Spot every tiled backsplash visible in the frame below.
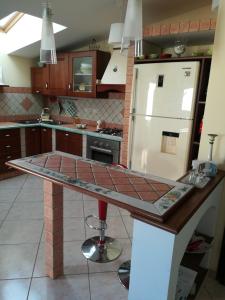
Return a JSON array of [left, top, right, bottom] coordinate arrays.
[[0, 93, 43, 116], [49, 97, 124, 125]]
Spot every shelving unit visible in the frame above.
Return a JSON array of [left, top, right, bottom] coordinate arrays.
[[180, 232, 213, 299]]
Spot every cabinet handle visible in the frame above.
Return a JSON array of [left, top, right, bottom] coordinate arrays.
[[43, 129, 47, 132], [6, 156, 11, 159], [65, 133, 69, 136], [5, 145, 11, 148], [36, 90, 40, 94], [31, 128, 36, 132], [45, 82, 48, 89], [5, 134, 10, 137], [68, 83, 71, 90]]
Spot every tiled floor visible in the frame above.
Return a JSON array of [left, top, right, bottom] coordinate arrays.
[[0, 174, 225, 300]]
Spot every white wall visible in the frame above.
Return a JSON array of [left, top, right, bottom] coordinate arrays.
[[0, 53, 35, 87], [198, 1, 225, 270]]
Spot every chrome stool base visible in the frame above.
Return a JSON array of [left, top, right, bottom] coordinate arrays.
[[82, 236, 122, 263], [118, 260, 131, 289]]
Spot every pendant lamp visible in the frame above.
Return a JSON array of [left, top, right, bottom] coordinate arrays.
[[121, 0, 143, 57], [40, 2, 57, 64]]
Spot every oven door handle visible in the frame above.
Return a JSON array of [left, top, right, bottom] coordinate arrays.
[[90, 146, 113, 154]]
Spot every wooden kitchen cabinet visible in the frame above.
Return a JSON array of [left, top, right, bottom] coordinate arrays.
[[0, 129, 21, 173], [31, 66, 48, 94], [25, 127, 52, 156], [44, 53, 69, 96], [31, 50, 110, 98], [68, 50, 110, 98], [25, 127, 41, 156], [41, 127, 52, 153], [55, 130, 82, 156]]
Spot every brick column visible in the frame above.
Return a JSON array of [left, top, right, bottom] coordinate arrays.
[[44, 180, 63, 279]]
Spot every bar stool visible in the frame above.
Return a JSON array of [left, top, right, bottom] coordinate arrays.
[[81, 163, 127, 263], [118, 260, 131, 289], [81, 200, 122, 262]]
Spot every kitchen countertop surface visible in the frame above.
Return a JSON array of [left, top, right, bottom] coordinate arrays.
[[6, 151, 201, 228], [0, 122, 122, 141]]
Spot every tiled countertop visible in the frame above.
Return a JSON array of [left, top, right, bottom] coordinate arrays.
[[0, 122, 122, 142], [6, 151, 193, 224]]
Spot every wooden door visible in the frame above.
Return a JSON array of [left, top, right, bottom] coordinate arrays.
[[25, 127, 41, 156], [47, 53, 69, 96], [41, 128, 52, 153]]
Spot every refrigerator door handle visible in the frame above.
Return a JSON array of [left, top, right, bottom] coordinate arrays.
[[130, 67, 138, 114]]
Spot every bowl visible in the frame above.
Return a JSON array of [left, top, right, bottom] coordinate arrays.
[[160, 53, 172, 59], [149, 53, 159, 59]]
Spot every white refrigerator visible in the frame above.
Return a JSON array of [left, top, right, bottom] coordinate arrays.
[[130, 61, 200, 180]]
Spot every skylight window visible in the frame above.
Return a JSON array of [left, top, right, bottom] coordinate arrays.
[[0, 12, 66, 54]]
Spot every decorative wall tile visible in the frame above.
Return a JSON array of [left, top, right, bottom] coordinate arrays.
[[49, 97, 124, 125], [0, 93, 43, 116]]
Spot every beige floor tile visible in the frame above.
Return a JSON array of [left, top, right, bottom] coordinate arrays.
[[84, 200, 120, 217], [23, 176, 43, 190], [0, 278, 30, 300], [0, 203, 12, 220], [0, 220, 43, 244], [63, 201, 84, 218], [0, 175, 26, 189], [85, 216, 129, 239], [64, 189, 83, 201], [16, 189, 43, 202], [6, 202, 43, 220], [203, 275, 225, 299], [88, 238, 131, 273], [28, 275, 90, 300], [121, 215, 133, 238], [42, 218, 85, 242], [33, 241, 88, 277], [0, 189, 21, 202], [89, 272, 128, 300], [0, 244, 38, 279], [196, 287, 212, 300]]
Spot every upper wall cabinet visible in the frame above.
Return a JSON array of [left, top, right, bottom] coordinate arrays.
[[68, 51, 110, 98], [31, 66, 48, 94], [31, 50, 110, 98]]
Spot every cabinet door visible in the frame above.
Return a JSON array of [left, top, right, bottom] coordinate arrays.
[[68, 51, 96, 98], [31, 67, 49, 94], [55, 130, 67, 152], [41, 128, 52, 153], [25, 127, 41, 156], [55, 130, 82, 156], [46, 53, 69, 96], [68, 133, 82, 156]]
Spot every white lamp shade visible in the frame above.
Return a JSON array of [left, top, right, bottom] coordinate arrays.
[[121, 0, 143, 57], [108, 23, 124, 47], [40, 4, 57, 64]]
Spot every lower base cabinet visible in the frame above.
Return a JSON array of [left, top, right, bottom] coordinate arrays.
[[0, 129, 21, 173], [55, 130, 82, 156], [25, 127, 52, 156]]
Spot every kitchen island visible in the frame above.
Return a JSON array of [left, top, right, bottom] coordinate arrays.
[[6, 152, 225, 300]]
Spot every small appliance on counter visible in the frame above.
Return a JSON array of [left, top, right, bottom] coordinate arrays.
[[95, 127, 123, 137], [40, 107, 50, 122]]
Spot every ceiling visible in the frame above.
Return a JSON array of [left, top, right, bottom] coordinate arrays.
[[0, 0, 212, 59]]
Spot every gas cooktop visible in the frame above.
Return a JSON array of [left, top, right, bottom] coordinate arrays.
[[95, 128, 123, 137]]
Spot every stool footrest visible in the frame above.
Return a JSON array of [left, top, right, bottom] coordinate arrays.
[[85, 215, 107, 231]]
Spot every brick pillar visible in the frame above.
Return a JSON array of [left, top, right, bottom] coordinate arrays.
[[120, 44, 135, 166], [44, 180, 63, 279]]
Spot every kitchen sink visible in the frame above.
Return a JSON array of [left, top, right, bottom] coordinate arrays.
[[16, 120, 70, 125]]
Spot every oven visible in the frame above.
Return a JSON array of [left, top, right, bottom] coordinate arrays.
[[86, 136, 120, 164]]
